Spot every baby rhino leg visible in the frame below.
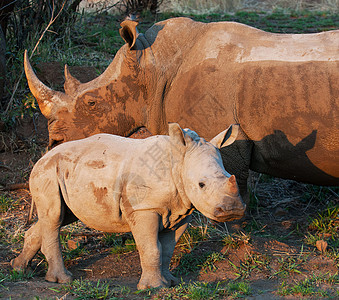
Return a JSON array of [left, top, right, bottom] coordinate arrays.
[[11, 221, 42, 271]]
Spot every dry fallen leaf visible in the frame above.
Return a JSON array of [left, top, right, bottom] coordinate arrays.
[[315, 240, 328, 253]]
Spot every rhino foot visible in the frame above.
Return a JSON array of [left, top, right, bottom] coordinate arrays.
[[137, 274, 170, 290], [45, 269, 73, 284], [10, 257, 28, 272], [163, 271, 180, 286]]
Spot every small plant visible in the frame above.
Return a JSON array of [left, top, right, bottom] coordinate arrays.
[[0, 269, 35, 282], [199, 252, 224, 273], [110, 238, 136, 254], [274, 251, 307, 278], [174, 251, 212, 276], [229, 253, 270, 279], [222, 231, 251, 250], [0, 194, 15, 213], [308, 206, 339, 236], [222, 281, 252, 298], [178, 222, 211, 252], [60, 233, 88, 264]]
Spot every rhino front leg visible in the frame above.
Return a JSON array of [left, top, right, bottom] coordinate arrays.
[[159, 218, 190, 286], [129, 211, 168, 290], [11, 221, 42, 271]]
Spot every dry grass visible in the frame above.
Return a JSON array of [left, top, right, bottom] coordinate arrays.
[[164, 0, 339, 14]]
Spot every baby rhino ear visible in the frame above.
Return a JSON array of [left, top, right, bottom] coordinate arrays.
[[210, 124, 239, 149], [168, 123, 186, 147]]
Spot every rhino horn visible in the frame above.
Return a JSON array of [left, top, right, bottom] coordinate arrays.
[[24, 50, 56, 118], [227, 175, 239, 196], [210, 124, 239, 148], [64, 64, 81, 96], [119, 19, 139, 49]]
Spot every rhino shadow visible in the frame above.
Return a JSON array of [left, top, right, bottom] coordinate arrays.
[[143, 24, 164, 48], [249, 129, 338, 185]]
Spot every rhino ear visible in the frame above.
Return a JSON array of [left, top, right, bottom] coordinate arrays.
[[64, 65, 81, 96], [169, 123, 186, 147], [210, 124, 239, 149], [119, 20, 139, 49]]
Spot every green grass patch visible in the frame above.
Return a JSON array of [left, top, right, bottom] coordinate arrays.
[[199, 252, 225, 273], [274, 248, 308, 278], [278, 273, 339, 297], [155, 280, 252, 300], [229, 253, 271, 279], [0, 194, 15, 213], [60, 233, 88, 264], [56, 278, 131, 299], [0, 269, 35, 282], [308, 206, 339, 236]]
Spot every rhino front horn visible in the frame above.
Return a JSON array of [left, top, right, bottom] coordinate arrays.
[[24, 50, 56, 118]]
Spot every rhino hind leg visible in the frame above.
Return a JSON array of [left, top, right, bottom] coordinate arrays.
[[11, 221, 42, 271], [37, 189, 72, 283], [40, 219, 72, 283]]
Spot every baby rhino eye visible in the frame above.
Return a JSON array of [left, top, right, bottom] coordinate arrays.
[[199, 182, 205, 188]]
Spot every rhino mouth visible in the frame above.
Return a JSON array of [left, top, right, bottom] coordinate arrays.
[[212, 207, 246, 223], [213, 211, 245, 222]]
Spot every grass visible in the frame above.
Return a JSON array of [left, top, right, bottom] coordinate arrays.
[[278, 273, 339, 297], [229, 253, 271, 279], [0, 194, 16, 213], [0, 269, 35, 282], [56, 278, 131, 299], [154, 280, 252, 299]]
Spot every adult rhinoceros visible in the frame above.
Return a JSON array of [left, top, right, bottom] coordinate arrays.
[[24, 17, 339, 198]]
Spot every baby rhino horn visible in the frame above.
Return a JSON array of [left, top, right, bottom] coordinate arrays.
[[227, 175, 239, 196]]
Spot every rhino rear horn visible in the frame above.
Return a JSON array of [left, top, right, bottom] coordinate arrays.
[[210, 124, 239, 149], [119, 19, 139, 49], [24, 50, 56, 118], [64, 64, 81, 95]]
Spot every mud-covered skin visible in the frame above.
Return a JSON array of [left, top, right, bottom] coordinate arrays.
[[11, 124, 245, 289], [24, 18, 339, 194]]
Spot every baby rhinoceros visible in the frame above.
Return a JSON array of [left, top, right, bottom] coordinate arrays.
[[11, 123, 246, 289]]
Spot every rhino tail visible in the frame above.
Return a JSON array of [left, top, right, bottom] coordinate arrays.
[[25, 197, 35, 225]]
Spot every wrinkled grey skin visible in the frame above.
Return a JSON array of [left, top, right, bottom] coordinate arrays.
[[11, 123, 245, 290]]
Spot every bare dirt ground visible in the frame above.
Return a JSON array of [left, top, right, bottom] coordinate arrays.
[[1, 63, 338, 300]]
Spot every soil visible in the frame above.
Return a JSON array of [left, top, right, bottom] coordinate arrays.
[[0, 64, 338, 299]]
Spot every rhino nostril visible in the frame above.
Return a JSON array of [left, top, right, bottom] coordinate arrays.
[[215, 206, 226, 216]]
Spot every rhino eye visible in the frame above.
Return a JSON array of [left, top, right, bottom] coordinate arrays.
[[88, 101, 96, 107], [199, 182, 205, 189]]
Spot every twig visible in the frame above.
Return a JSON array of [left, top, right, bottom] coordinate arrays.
[[4, 0, 67, 114], [2, 182, 29, 190]]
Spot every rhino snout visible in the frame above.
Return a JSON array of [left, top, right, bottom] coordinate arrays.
[[214, 199, 246, 221]]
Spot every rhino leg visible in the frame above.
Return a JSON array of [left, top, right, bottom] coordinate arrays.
[[129, 211, 168, 290], [40, 218, 72, 283], [11, 221, 42, 271], [33, 191, 73, 284], [159, 219, 190, 286]]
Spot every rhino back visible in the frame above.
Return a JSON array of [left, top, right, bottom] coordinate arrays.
[[160, 20, 338, 184]]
